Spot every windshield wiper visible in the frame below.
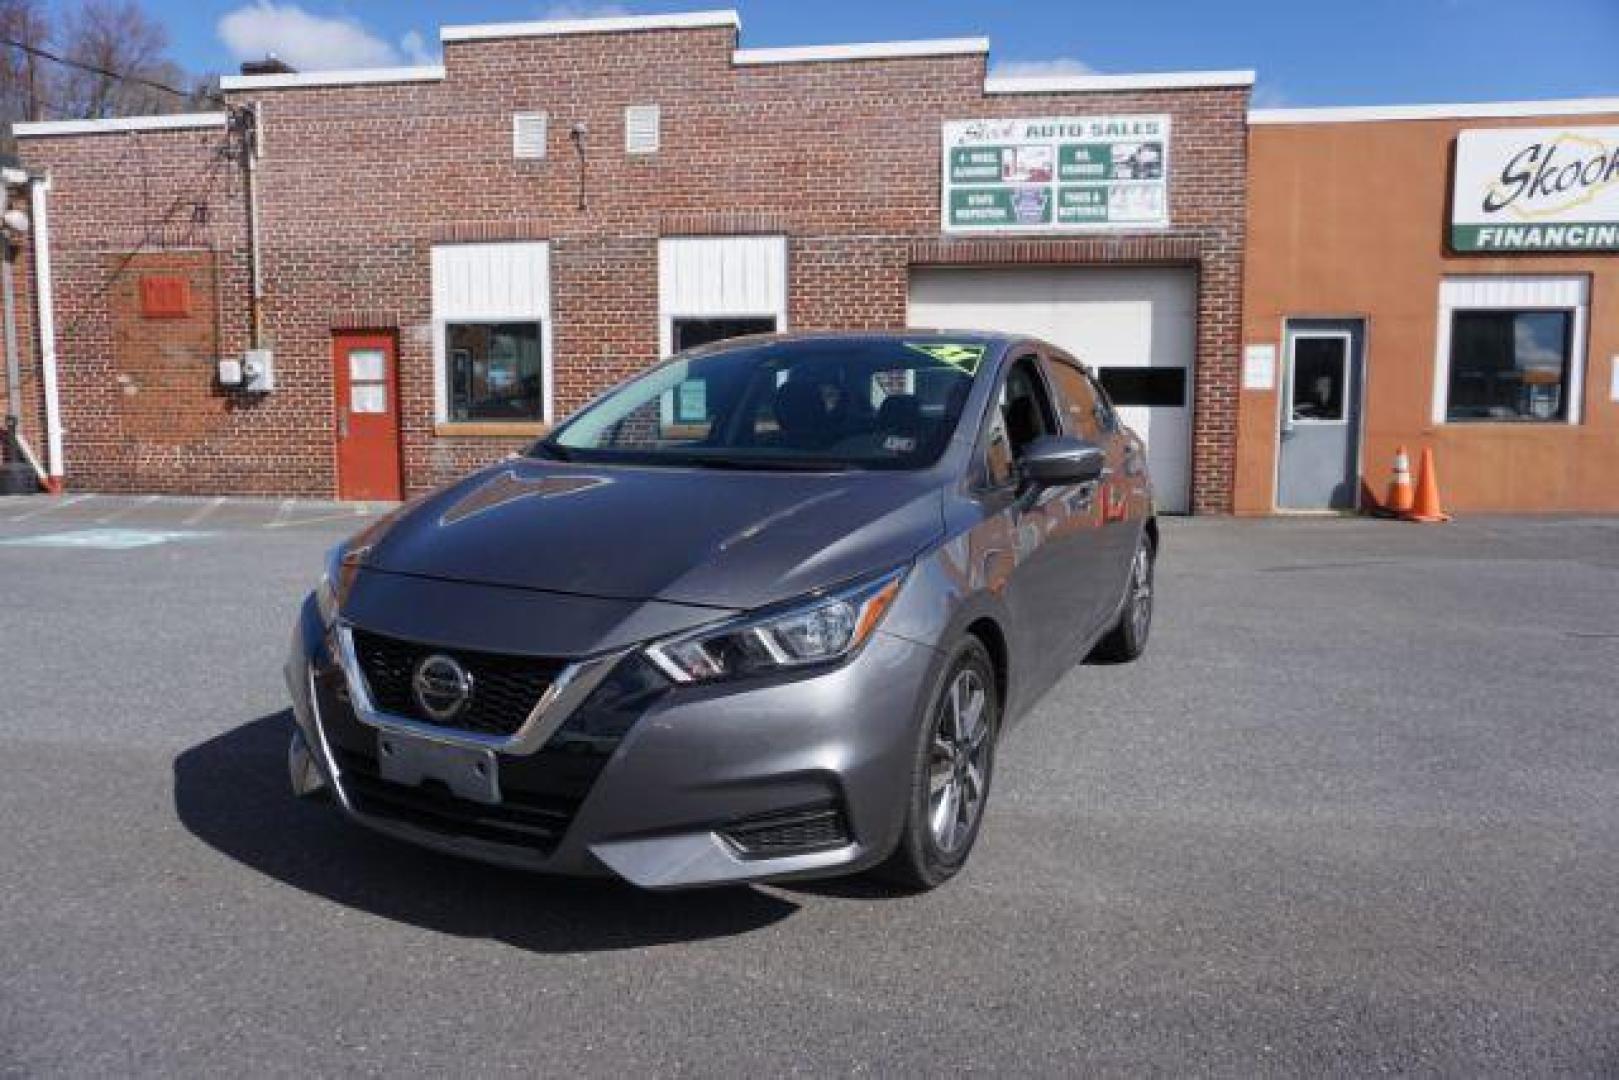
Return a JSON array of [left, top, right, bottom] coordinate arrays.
[[678, 455, 856, 472], [530, 441, 572, 462]]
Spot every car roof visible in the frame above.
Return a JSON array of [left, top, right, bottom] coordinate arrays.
[[681, 328, 1034, 357]]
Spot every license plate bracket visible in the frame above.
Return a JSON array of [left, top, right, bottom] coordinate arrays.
[[376, 731, 501, 805]]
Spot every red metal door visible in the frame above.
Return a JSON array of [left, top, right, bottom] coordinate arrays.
[[333, 332, 403, 501]]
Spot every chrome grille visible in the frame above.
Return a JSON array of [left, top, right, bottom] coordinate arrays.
[[350, 628, 561, 737]]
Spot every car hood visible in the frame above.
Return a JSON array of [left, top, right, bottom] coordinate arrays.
[[362, 457, 946, 610]]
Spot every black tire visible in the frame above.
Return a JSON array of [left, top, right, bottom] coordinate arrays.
[[1088, 530, 1156, 664], [875, 636, 1000, 891]]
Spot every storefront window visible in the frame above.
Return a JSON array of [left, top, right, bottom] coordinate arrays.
[[672, 316, 776, 352], [447, 323, 543, 422], [1446, 310, 1572, 422]]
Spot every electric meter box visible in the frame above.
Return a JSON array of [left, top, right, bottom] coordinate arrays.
[[242, 349, 275, 393], [216, 357, 243, 387]]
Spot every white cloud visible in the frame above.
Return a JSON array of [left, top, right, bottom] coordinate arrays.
[[537, 2, 632, 19], [1252, 82, 1291, 109], [989, 57, 1095, 79], [399, 29, 435, 65], [1514, 317, 1564, 368], [218, 2, 434, 71]]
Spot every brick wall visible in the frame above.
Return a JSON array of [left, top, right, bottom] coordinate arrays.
[[20, 21, 1248, 511]]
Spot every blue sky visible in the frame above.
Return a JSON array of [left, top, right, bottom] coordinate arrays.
[[161, 0, 1618, 107]]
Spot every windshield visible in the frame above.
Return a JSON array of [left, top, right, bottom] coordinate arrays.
[[541, 338, 986, 470]]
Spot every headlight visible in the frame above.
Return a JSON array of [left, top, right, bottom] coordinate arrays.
[[315, 543, 370, 625], [644, 568, 907, 684]]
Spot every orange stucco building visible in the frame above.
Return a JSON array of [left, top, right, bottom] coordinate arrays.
[[1237, 99, 1619, 514]]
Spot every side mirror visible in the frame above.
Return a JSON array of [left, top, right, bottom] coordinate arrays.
[[1018, 435, 1106, 487]]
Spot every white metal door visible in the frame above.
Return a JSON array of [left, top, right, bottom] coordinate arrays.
[[907, 266, 1194, 512], [1277, 321, 1364, 510]]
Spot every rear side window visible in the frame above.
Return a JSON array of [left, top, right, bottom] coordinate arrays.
[[1045, 359, 1103, 440]]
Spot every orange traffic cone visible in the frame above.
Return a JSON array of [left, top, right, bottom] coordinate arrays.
[[1382, 445, 1415, 515], [1403, 447, 1450, 523]]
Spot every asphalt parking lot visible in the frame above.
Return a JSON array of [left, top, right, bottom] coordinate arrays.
[[2, 495, 1616, 1076]]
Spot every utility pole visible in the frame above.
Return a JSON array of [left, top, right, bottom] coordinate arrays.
[[25, 47, 40, 122]]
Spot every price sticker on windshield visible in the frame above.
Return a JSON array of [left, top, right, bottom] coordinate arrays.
[[905, 342, 987, 374]]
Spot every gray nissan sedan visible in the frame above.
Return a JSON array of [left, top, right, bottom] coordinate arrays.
[[286, 331, 1157, 890]]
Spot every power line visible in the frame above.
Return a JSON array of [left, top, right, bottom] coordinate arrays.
[[0, 35, 228, 111]]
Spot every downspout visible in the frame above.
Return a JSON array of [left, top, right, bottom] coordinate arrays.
[[29, 173, 62, 492]]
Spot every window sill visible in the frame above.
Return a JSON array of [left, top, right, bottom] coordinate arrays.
[[434, 421, 548, 439], [1437, 419, 1577, 427]]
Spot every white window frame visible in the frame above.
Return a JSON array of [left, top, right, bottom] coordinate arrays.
[[1432, 275, 1589, 426], [430, 242, 554, 425], [657, 236, 788, 358]]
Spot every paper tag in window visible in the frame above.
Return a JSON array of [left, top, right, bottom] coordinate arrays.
[[883, 435, 917, 454], [349, 349, 385, 382], [351, 384, 386, 414]]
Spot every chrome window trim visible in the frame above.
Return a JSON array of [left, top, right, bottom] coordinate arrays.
[[334, 623, 625, 755]]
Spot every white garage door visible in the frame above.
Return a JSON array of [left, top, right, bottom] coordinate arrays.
[[908, 267, 1195, 512]]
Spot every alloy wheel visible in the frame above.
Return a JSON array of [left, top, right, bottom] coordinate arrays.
[[928, 667, 991, 853], [1129, 541, 1154, 643]]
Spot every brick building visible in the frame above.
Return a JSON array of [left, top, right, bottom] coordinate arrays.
[[1237, 98, 1619, 514], [9, 9, 1251, 512]]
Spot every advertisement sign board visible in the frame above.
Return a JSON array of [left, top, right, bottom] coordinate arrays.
[[942, 115, 1171, 232], [1451, 126, 1619, 252]]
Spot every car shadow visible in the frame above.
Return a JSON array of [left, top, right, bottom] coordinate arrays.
[[172, 711, 800, 953]]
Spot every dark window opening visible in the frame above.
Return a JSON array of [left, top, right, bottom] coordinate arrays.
[[673, 316, 777, 353], [448, 322, 543, 422], [1290, 338, 1347, 422], [1446, 310, 1572, 423], [1097, 367, 1185, 408]]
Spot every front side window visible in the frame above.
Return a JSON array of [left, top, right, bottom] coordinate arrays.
[[544, 338, 981, 470], [982, 356, 1057, 487], [448, 322, 543, 422], [1446, 310, 1573, 422]]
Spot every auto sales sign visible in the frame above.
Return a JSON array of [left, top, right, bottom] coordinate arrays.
[[942, 116, 1170, 232], [1451, 125, 1619, 252]]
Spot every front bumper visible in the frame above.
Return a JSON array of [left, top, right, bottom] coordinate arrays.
[[284, 594, 941, 889]]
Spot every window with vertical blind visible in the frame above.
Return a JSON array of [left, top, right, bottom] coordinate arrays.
[[431, 242, 552, 425], [1434, 276, 1588, 425], [658, 236, 787, 357]]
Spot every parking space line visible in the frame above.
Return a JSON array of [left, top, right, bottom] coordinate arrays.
[[183, 497, 227, 526], [271, 499, 296, 527], [94, 494, 160, 524], [3, 493, 93, 522], [265, 510, 363, 529]]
